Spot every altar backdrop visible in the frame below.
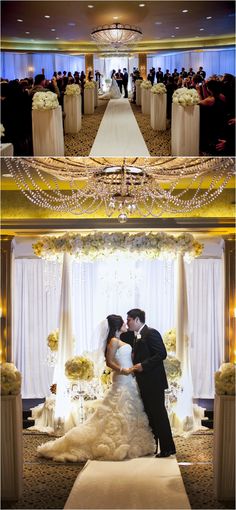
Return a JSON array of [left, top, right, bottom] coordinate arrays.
[[12, 237, 224, 400]]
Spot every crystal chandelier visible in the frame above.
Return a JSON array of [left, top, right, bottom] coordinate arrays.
[[91, 23, 142, 50], [4, 157, 234, 223]]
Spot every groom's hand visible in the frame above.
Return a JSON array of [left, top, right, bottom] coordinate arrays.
[[133, 363, 143, 372]]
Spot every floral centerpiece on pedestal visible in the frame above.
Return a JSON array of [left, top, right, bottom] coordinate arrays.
[[32, 91, 59, 110], [172, 88, 199, 107], [84, 81, 95, 89], [47, 329, 59, 351], [151, 83, 167, 94], [64, 84, 81, 96], [0, 123, 5, 137], [164, 356, 182, 381], [65, 356, 94, 381], [140, 80, 152, 89], [0, 362, 22, 395], [215, 362, 235, 395], [101, 367, 112, 389]]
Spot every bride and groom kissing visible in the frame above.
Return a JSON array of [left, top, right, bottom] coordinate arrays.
[[38, 308, 176, 462]]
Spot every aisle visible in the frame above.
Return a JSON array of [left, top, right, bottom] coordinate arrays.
[[65, 457, 191, 509], [89, 98, 150, 157]]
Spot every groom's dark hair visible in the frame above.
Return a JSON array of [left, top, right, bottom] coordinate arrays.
[[127, 308, 145, 323]]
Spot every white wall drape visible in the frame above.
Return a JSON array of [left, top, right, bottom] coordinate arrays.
[[148, 47, 235, 77], [1, 52, 85, 80], [12, 249, 224, 400]]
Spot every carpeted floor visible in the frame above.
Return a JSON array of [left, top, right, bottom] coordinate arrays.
[[2, 430, 235, 510], [64, 99, 171, 157]]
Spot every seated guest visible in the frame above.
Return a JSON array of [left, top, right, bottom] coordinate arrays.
[[215, 118, 235, 156], [197, 79, 227, 154], [1, 79, 32, 155], [188, 67, 195, 77]]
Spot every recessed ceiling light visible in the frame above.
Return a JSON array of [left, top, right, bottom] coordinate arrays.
[[139, 4, 145, 7], [44, 15, 50, 19], [88, 4, 94, 8], [195, 36, 200, 38], [199, 28, 204, 31], [51, 28, 56, 32], [175, 26, 180, 29], [25, 31, 30, 34], [206, 16, 212, 20], [68, 22, 76, 26], [113, 16, 119, 20], [17, 19, 23, 22], [171, 35, 175, 38], [55, 37, 60, 40], [155, 22, 162, 25], [182, 10, 188, 13]]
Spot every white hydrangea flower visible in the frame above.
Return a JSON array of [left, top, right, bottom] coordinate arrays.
[[32, 91, 59, 110], [65, 84, 81, 96]]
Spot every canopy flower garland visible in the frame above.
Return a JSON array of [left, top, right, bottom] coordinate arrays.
[[33, 232, 203, 262]]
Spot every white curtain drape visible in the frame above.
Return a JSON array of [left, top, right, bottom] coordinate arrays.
[[12, 251, 224, 400]]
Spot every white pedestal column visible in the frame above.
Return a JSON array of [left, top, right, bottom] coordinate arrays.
[[213, 394, 235, 500], [141, 88, 151, 115], [32, 106, 64, 156], [64, 95, 82, 133], [171, 103, 199, 156], [136, 81, 142, 106], [84, 88, 95, 114], [1, 394, 23, 500], [150, 93, 167, 131], [0, 143, 14, 156]]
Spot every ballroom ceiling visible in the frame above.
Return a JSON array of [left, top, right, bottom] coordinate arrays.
[[1, 1, 235, 53]]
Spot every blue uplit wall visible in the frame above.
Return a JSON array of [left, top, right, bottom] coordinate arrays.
[[147, 47, 235, 77], [1, 52, 85, 80]]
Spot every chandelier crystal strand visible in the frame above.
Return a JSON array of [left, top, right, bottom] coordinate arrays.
[[91, 23, 143, 50], [5, 157, 235, 219]]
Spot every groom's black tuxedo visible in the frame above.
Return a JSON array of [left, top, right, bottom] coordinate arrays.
[[132, 325, 175, 454]]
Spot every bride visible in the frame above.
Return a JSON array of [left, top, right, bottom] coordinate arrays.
[[100, 72, 122, 100], [37, 314, 155, 462]]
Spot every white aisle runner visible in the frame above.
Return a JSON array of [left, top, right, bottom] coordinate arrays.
[[64, 457, 191, 509], [89, 98, 150, 157]]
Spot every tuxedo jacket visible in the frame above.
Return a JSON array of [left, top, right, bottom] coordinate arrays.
[[132, 325, 168, 390], [123, 72, 128, 84]]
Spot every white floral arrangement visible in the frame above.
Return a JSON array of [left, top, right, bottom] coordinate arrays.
[[101, 367, 112, 388], [164, 355, 182, 381], [151, 83, 167, 94], [215, 362, 235, 395], [0, 123, 5, 137], [84, 81, 95, 89], [140, 80, 152, 89], [47, 329, 59, 351], [172, 88, 199, 107], [65, 356, 94, 381], [32, 232, 203, 262], [163, 328, 176, 352], [32, 91, 59, 110], [65, 84, 81, 96], [1, 362, 22, 395]]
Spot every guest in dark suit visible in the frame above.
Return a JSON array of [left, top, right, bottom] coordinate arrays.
[[127, 308, 176, 457], [156, 67, 164, 83], [122, 68, 129, 98]]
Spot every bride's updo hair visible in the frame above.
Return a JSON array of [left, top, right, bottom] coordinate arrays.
[[106, 314, 123, 344]]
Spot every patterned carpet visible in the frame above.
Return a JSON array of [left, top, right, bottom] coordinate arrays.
[[64, 99, 171, 157], [2, 430, 235, 509]]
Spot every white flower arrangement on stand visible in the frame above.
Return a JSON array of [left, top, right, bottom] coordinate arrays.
[[163, 327, 182, 412], [151, 83, 167, 94], [65, 356, 94, 381], [84, 81, 96, 89], [140, 80, 152, 89], [64, 84, 81, 96], [0, 362, 22, 395], [46, 329, 59, 366], [32, 91, 59, 110], [214, 362, 235, 395], [172, 88, 199, 107], [0, 123, 5, 137]]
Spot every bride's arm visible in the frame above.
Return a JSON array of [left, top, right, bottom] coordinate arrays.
[[105, 338, 129, 375]]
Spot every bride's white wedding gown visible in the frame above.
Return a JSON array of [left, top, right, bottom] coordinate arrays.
[[100, 77, 122, 100], [37, 344, 155, 462]]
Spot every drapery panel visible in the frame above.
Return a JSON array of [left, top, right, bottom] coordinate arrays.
[[12, 255, 223, 399], [1, 52, 85, 80]]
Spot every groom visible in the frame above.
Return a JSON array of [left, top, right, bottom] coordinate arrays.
[[127, 308, 176, 457]]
